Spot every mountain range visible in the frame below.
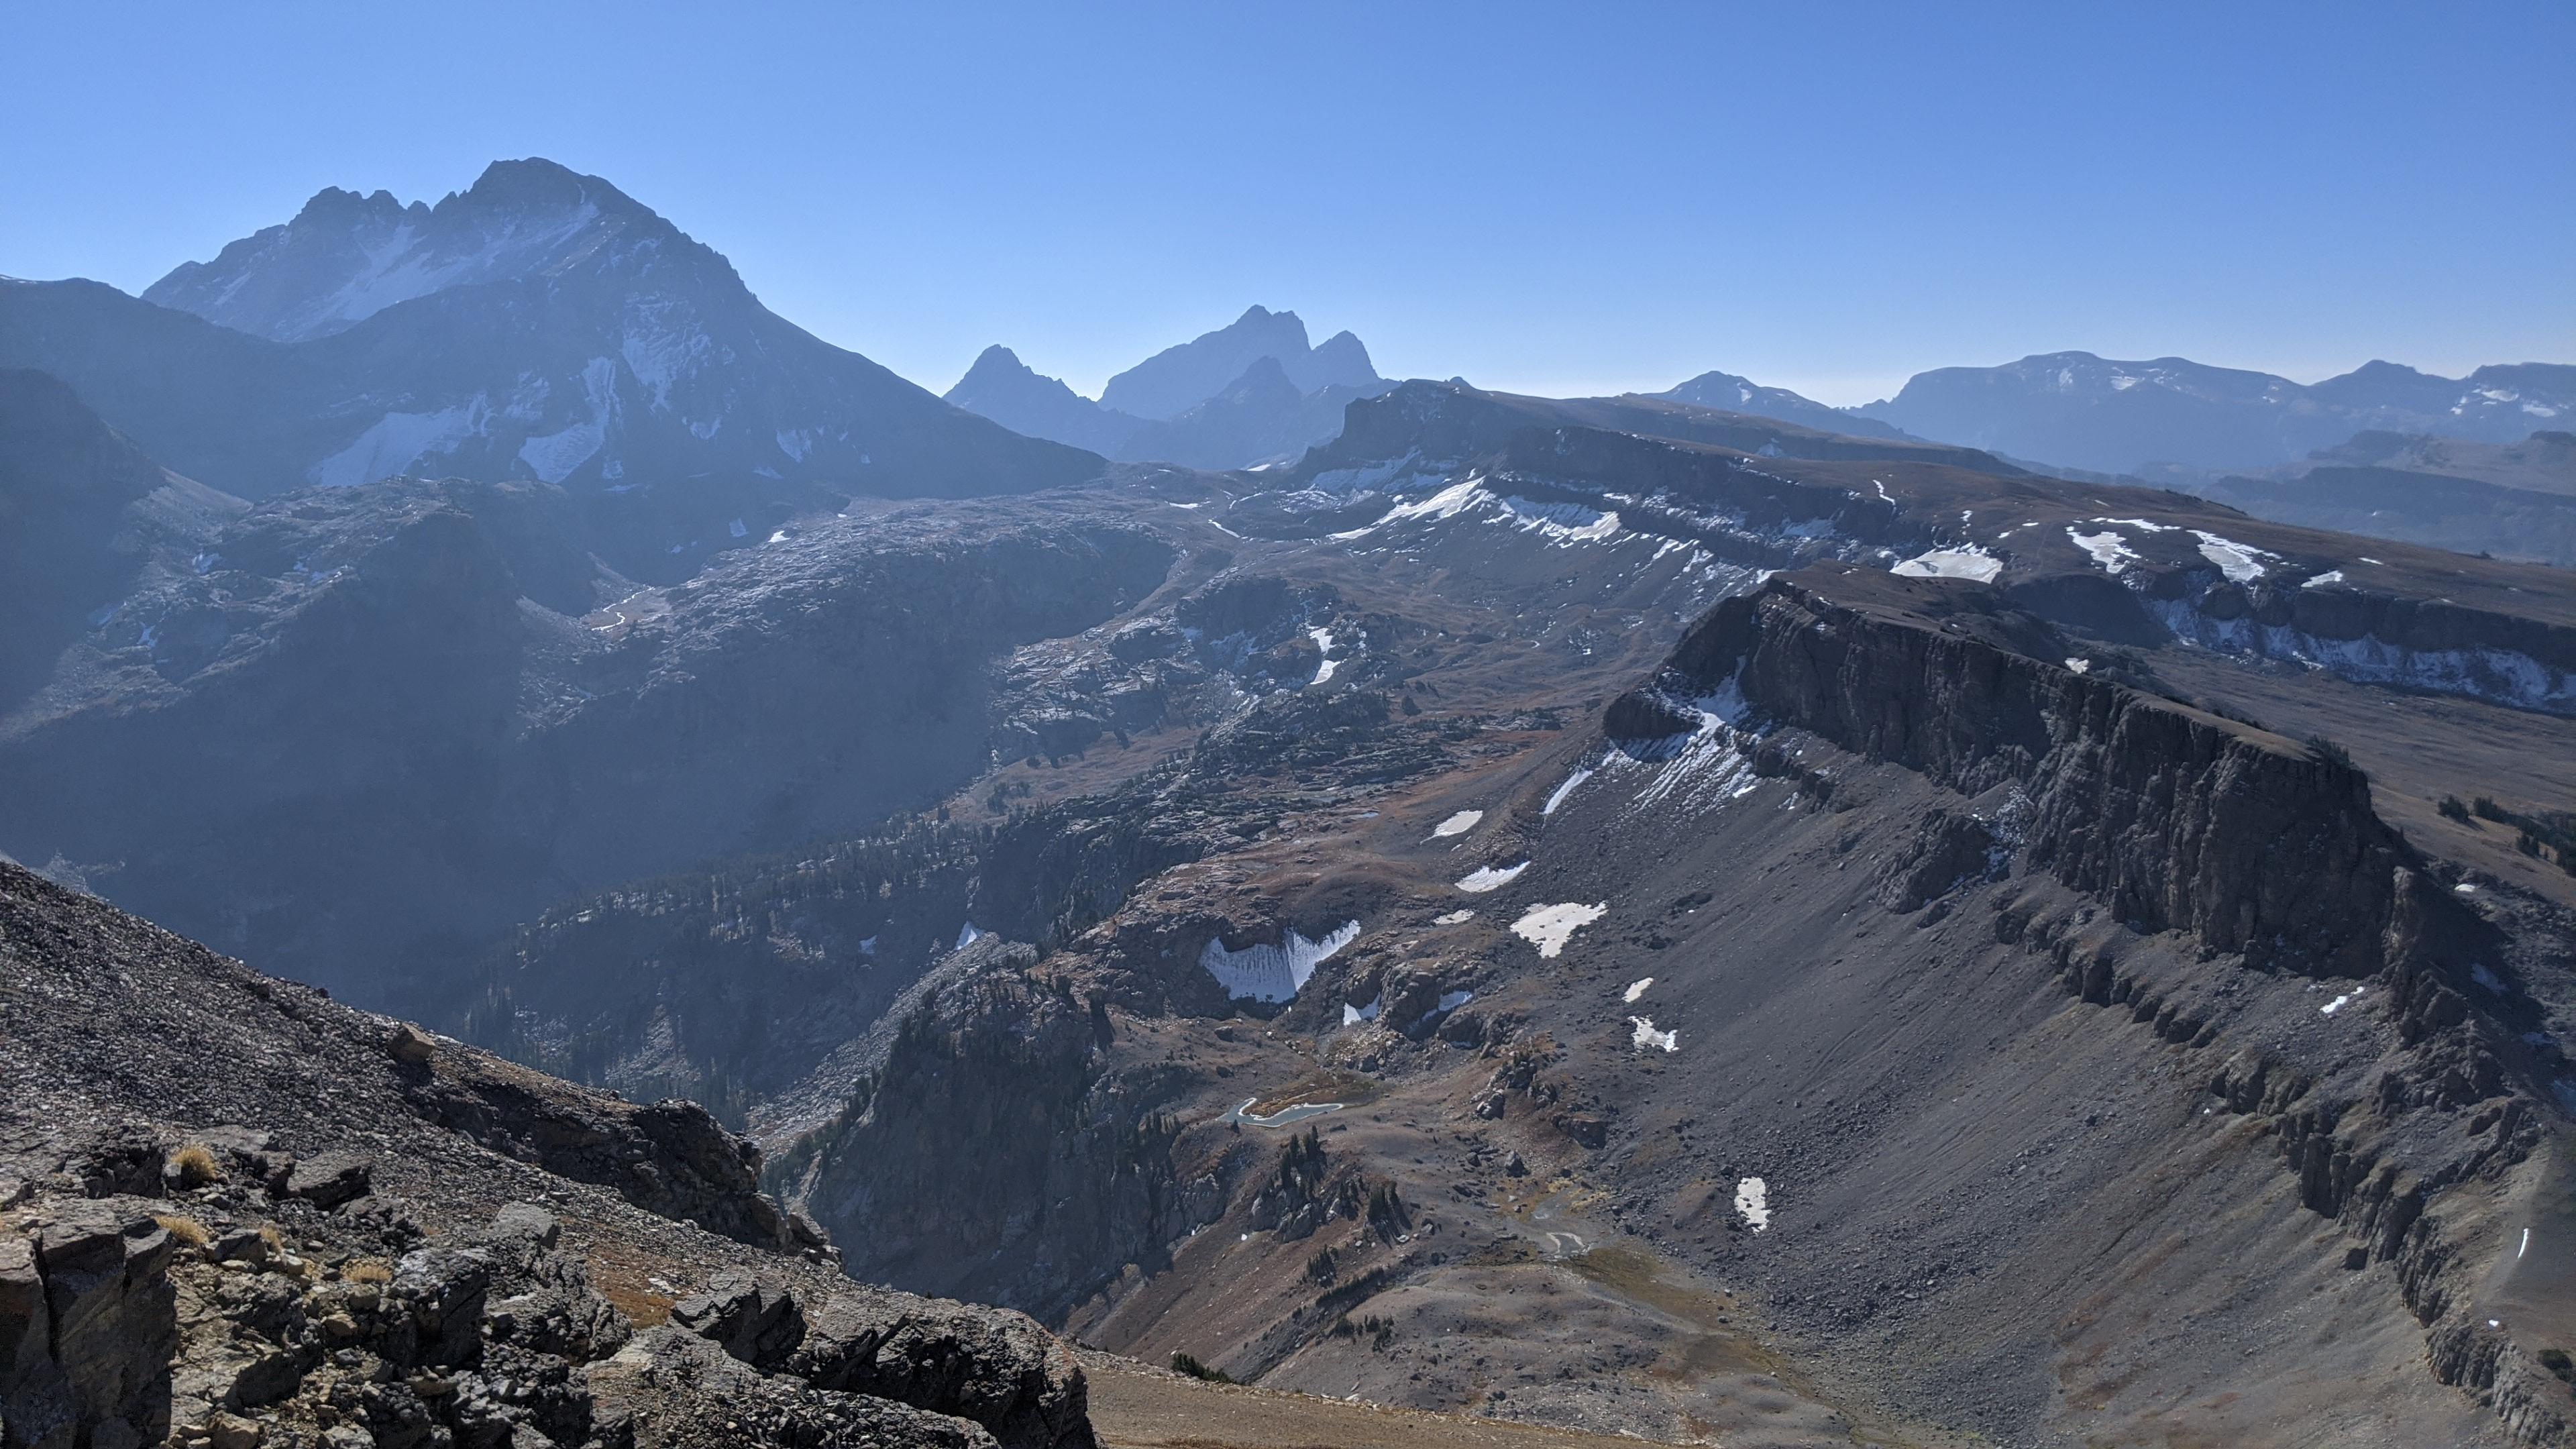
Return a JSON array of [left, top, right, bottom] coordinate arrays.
[[1650, 352, 2573, 478], [0, 159, 1101, 521], [5, 156, 2576, 1449], [945, 306, 1395, 470]]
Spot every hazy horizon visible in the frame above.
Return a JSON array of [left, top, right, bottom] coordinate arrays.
[[5, 2, 2568, 408]]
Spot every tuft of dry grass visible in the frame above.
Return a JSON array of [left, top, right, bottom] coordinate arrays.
[[343, 1258, 392, 1285], [166, 1144, 221, 1188], [154, 1214, 211, 1250]]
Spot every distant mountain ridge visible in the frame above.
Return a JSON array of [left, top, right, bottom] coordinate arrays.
[[2180, 426, 2576, 568], [1651, 369, 1912, 440], [1856, 350, 2573, 474], [1641, 352, 2572, 477], [945, 305, 1394, 470], [0, 158, 1101, 506]]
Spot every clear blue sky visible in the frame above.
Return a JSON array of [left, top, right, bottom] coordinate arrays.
[[4, 2, 2567, 405]]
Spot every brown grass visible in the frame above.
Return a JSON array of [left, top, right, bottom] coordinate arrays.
[[600, 1278, 676, 1328], [154, 1214, 211, 1250], [343, 1258, 392, 1284], [166, 1144, 221, 1188]]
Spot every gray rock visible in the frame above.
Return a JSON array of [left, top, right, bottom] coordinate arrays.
[[0, 1232, 73, 1449], [591, 1327, 999, 1449], [488, 1202, 558, 1249], [790, 1291, 1095, 1449], [31, 1199, 178, 1446], [392, 1247, 492, 1369], [672, 1270, 804, 1371], [283, 1152, 372, 1210]]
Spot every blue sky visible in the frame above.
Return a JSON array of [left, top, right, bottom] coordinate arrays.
[[3, 2, 2567, 405]]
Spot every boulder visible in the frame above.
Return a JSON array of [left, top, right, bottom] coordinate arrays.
[[283, 1152, 372, 1210], [590, 1327, 999, 1449], [790, 1291, 1095, 1449], [672, 1271, 804, 1371]]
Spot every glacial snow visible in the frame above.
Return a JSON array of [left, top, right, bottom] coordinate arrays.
[[1200, 920, 1362, 1002]]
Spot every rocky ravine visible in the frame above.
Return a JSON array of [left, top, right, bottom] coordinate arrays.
[[0, 858, 1098, 1449]]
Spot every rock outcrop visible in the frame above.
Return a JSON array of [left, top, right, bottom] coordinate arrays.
[[0, 858, 1102, 1448], [1633, 567, 2416, 975]]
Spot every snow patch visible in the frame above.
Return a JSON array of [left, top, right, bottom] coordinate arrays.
[[2320, 987, 2365, 1016], [2145, 597, 2575, 714], [1201, 920, 1362, 1002], [1734, 1177, 1770, 1232], [1383, 477, 1489, 524], [2302, 570, 2346, 589], [1431, 810, 1483, 839], [1623, 977, 1653, 1003], [2190, 531, 2278, 584], [1543, 765, 1595, 816], [1308, 627, 1338, 686], [308, 398, 490, 488], [2068, 527, 2139, 576], [1456, 862, 1529, 894], [1629, 1017, 1677, 1053], [953, 922, 987, 952], [1511, 902, 1606, 958], [1434, 910, 1477, 925], [1890, 545, 2002, 583]]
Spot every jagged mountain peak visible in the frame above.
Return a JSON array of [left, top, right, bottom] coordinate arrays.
[[12, 162, 1102, 502], [1098, 305, 1374, 420], [945, 343, 1143, 456], [142, 156, 686, 344]]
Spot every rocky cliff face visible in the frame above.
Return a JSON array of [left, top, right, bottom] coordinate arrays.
[[1597, 565, 2568, 1444], [1634, 567, 2414, 975]]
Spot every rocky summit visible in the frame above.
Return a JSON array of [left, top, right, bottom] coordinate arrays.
[[3, 107, 2572, 1449]]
